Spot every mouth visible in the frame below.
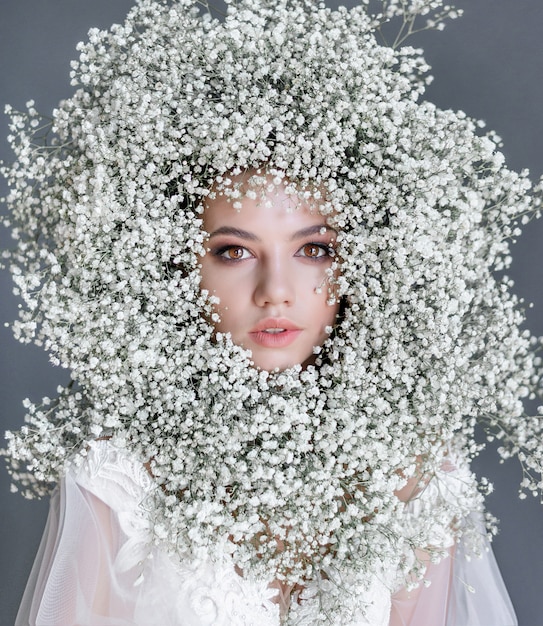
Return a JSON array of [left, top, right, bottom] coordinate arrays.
[[249, 318, 302, 348]]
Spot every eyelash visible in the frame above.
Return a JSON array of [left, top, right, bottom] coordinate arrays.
[[214, 245, 252, 262], [295, 243, 334, 260], [212, 242, 334, 263]]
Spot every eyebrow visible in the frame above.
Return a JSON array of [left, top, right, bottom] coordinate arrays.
[[208, 224, 336, 241]]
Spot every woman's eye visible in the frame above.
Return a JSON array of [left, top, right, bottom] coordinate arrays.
[[217, 246, 251, 261], [298, 243, 332, 259]]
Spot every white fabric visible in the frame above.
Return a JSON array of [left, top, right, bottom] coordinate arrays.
[[16, 440, 517, 626]]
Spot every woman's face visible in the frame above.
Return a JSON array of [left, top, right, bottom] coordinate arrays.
[[199, 177, 340, 371]]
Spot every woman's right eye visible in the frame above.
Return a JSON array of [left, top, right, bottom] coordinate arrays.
[[215, 246, 252, 261]]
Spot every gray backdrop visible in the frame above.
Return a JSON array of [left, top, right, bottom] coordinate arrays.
[[1, 1, 542, 624]]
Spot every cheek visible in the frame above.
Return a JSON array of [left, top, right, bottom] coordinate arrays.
[[213, 293, 239, 332], [199, 257, 230, 302], [310, 274, 340, 323], [320, 300, 340, 330], [305, 292, 339, 340], [199, 267, 245, 334]]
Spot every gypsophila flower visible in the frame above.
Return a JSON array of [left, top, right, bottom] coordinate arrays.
[[2, 0, 543, 622]]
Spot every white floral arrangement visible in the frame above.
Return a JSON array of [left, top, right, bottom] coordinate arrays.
[[3, 0, 543, 621]]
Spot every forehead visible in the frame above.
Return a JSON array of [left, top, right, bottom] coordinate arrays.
[[202, 175, 329, 233]]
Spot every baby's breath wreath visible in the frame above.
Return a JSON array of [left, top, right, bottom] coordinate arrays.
[[3, 0, 543, 621]]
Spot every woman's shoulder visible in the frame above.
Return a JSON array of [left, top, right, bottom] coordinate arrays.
[[66, 438, 155, 512]]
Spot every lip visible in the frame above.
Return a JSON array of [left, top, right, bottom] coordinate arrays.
[[249, 318, 302, 348]]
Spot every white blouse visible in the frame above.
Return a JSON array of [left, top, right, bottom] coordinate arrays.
[[16, 440, 518, 626]]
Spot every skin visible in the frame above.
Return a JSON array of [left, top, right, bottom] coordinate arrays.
[[199, 174, 340, 371]]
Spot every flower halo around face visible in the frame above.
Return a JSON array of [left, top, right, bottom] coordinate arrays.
[[3, 0, 543, 616]]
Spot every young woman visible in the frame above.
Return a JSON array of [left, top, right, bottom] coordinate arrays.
[[11, 170, 517, 624], [4, 0, 542, 624]]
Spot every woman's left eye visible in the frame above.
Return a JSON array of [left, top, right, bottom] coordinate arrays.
[[297, 243, 332, 259]]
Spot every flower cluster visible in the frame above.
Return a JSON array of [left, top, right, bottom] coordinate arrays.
[[3, 0, 543, 620]]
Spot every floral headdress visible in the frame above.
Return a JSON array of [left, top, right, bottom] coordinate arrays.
[[3, 0, 543, 620]]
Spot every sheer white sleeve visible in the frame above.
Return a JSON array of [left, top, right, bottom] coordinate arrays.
[[15, 440, 280, 626], [390, 536, 517, 626], [15, 440, 156, 626], [445, 514, 518, 626], [390, 461, 518, 626]]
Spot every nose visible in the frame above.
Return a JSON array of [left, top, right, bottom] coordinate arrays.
[[253, 258, 295, 307]]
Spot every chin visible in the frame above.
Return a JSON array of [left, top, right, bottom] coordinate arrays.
[[250, 352, 314, 372], [253, 360, 298, 372]]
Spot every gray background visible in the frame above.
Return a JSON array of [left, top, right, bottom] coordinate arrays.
[[1, 1, 542, 624]]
